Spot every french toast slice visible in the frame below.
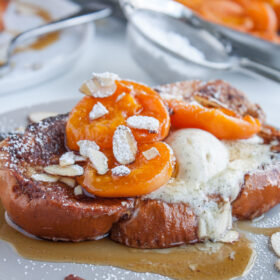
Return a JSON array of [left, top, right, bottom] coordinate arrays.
[[0, 115, 134, 242], [0, 80, 279, 248]]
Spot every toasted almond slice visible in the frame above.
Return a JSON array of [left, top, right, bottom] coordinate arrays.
[[28, 112, 58, 123], [113, 125, 137, 165], [59, 177, 76, 188], [142, 147, 160, 161], [229, 252, 235, 260], [77, 140, 100, 157], [74, 155, 86, 162], [275, 259, 280, 272], [126, 116, 160, 133], [111, 165, 131, 177], [74, 185, 83, 196], [189, 264, 197, 271], [31, 173, 59, 183], [219, 230, 239, 243], [193, 94, 229, 110], [59, 152, 75, 167], [116, 92, 126, 102], [79, 72, 119, 98], [88, 150, 109, 175], [89, 102, 109, 120], [44, 165, 84, 177], [271, 232, 280, 257]]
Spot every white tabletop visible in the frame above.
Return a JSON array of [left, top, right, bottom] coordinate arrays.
[[0, 18, 279, 126]]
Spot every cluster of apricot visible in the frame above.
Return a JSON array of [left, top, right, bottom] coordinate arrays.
[[176, 0, 280, 43]]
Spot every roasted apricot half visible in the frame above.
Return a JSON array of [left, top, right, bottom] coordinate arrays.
[[165, 99, 261, 140], [77, 142, 175, 197], [66, 81, 170, 150]]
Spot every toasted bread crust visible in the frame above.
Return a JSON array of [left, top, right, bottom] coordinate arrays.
[[0, 115, 134, 241], [232, 164, 280, 220], [110, 199, 198, 248], [0, 80, 278, 248]]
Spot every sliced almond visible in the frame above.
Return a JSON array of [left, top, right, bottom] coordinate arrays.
[[111, 165, 131, 176], [88, 150, 108, 175], [126, 116, 160, 133], [79, 72, 119, 98], [74, 155, 86, 162], [142, 147, 160, 161], [193, 93, 229, 110], [89, 102, 109, 120], [28, 112, 58, 123], [74, 185, 83, 196], [44, 164, 84, 177], [113, 125, 137, 165], [219, 230, 239, 243], [31, 173, 59, 183], [229, 252, 235, 260], [116, 92, 126, 102], [77, 140, 100, 157], [59, 152, 75, 167], [189, 264, 197, 271], [271, 232, 280, 257], [59, 177, 76, 188]]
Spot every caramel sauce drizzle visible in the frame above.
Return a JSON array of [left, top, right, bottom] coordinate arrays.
[[0, 201, 256, 280], [237, 221, 280, 237]]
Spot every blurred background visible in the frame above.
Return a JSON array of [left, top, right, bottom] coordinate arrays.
[[0, 0, 279, 123]]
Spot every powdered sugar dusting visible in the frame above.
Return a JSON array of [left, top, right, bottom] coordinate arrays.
[[0, 115, 67, 170], [111, 165, 131, 176]]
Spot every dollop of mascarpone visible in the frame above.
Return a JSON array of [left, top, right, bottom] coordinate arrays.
[[166, 129, 229, 185]]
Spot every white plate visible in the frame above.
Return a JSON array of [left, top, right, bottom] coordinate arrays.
[[0, 0, 94, 94], [0, 99, 280, 280]]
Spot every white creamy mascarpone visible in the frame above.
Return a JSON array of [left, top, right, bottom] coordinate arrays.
[[166, 129, 229, 184], [146, 129, 273, 240]]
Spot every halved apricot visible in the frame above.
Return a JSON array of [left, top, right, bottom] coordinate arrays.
[[165, 99, 261, 140], [66, 81, 170, 151], [244, 0, 278, 32], [77, 142, 175, 197], [198, 0, 254, 31]]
